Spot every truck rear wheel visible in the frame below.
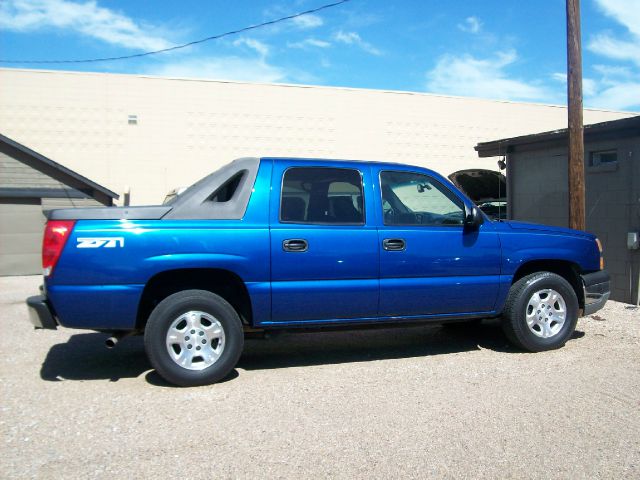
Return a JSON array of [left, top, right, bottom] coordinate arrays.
[[502, 272, 579, 352], [144, 290, 243, 387]]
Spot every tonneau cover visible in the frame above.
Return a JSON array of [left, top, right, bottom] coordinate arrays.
[[47, 205, 172, 220]]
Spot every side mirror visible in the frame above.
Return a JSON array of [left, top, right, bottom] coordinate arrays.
[[464, 204, 483, 229]]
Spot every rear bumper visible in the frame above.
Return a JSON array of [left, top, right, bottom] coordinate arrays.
[[26, 295, 58, 330], [581, 270, 610, 316]]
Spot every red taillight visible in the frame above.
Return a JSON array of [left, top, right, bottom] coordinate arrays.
[[42, 220, 75, 276]]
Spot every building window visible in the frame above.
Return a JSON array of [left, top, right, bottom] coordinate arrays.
[[590, 150, 617, 166]]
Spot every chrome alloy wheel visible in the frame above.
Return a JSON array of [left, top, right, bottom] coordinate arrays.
[[525, 289, 567, 338], [165, 311, 225, 370]]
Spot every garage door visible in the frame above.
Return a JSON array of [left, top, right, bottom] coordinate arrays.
[[0, 199, 45, 276]]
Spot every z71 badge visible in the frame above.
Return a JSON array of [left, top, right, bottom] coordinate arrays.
[[76, 237, 125, 248]]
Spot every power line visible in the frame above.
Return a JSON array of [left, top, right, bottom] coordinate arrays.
[[0, 0, 351, 64]]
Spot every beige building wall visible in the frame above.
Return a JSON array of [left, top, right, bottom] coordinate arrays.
[[0, 68, 632, 205]]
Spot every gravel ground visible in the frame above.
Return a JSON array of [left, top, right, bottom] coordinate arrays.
[[1, 275, 639, 479]]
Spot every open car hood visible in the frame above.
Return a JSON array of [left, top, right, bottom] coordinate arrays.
[[448, 169, 506, 203]]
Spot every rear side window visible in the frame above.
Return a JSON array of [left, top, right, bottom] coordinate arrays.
[[209, 171, 245, 203], [280, 167, 365, 225]]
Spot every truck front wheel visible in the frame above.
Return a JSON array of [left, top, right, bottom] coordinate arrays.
[[502, 272, 579, 352], [144, 290, 244, 387]]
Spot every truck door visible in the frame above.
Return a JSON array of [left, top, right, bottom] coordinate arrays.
[[375, 167, 501, 317], [269, 163, 379, 324]]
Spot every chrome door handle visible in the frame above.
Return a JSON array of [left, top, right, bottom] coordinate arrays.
[[283, 239, 309, 252], [383, 238, 406, 251]]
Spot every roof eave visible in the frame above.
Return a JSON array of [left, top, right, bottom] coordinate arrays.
[[0, 133, 119, 205], [475, 115, 640, 157]]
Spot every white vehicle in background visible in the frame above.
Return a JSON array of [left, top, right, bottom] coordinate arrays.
[[163, 187, 187, 205]]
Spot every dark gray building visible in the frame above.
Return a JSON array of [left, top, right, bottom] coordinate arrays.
[[476, 116, 640, 305], [0, 134, 118, 275]]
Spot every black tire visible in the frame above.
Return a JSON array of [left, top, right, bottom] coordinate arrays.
[[502, 272, 579, 352], [144, 290, 244, 387]]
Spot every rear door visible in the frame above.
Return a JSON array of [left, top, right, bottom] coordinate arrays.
[[269, 162, 379, 324], [374, 166, 502, 317]]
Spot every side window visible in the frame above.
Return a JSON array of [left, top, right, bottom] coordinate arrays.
[[280, 167, 365, 224], [209, 171, 245, 202], [380, 171, 464, 226]]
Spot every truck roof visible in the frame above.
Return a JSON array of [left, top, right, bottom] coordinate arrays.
[[261, 156, 435, 173]]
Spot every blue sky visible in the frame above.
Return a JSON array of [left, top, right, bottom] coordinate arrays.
[[1, 0, 639, 111]]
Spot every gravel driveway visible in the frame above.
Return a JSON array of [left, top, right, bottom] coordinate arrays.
[[1, 275, 639, 479]]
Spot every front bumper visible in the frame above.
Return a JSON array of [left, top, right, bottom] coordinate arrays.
[[581, 270, 610, 316], [26, 294, 58, 330]]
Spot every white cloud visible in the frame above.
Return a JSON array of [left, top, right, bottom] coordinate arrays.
[[552, 68, 640, 111], [587, 65, 639, 110], [593, 0, 640, 37], [333, 30, 381, 55], [147, 56, 287, 83], [0, 0, 171, 51], [583, 78, 598, 97], [592, 64, 634, 85], [551, 72, 598, 97], [288, 38, 331, 49], [290, 13, 323, 29], [233, 37, 269, 58], [589, 33, 640, 66], [426, 50, 548, 101], [589, 0, 640, 66], [458, 16, 482, 34], [589, 82, 640, 110], [584, 0, 640, 109]]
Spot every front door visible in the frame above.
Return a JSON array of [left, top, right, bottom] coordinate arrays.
[[375, 168, 501, 317], [269, 163, 379, 324]]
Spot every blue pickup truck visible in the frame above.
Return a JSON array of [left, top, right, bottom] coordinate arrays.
[[27, 157, 610, 386]]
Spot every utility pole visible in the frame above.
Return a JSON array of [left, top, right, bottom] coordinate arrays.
[[567, 0, 585, 230]]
